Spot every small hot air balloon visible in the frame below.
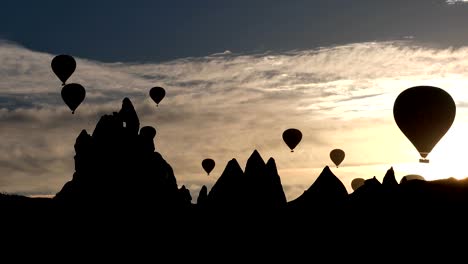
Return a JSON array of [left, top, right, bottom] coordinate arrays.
[[330, 149, 345, 168], [393, 86, 456, 163], [351, 178, 365, 191], [149, 87, 166, 107], [51, 54, 76, 85], [282, 128, 302, 152], [202, 158, 215, 175], [400, 174, 425, 184], [140, 126, 156, 139], [61, 83, 86, 114]]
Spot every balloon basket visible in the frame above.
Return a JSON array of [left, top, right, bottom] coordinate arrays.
[[419, 158, 429, 163]]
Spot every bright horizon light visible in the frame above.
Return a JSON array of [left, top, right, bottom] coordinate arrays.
[[3, 41, 468, 201]]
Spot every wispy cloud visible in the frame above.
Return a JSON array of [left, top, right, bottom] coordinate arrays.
[[2, 40, 468, 201], [446, 0, 468, 4]]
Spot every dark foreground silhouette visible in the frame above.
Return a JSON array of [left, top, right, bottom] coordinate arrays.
[[2, 98, 468, 245]]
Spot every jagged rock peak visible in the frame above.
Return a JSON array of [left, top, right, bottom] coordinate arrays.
[[265, 157, 277, 170], [226, 158, 243, 174], [322, 165, 333, 175], [365, 176, 381, 187], [206, 158, 244, 207], [311, 166, 344, 187], [311, 166, 348, 196], [197, 185, 208, 205], [119, 97, 140, 135], [74, 129, 91, 153], [55, 97, 188, 209], [382, 167, 398, 187], [248, 149, 265, 163], [265, 157, 287, 207], [288, 165, 348, 208], [244, 149, 265, 175], [209, 158, 243, 191]]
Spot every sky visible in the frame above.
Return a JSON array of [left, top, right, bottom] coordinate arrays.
[[2, 0, 468, 201]]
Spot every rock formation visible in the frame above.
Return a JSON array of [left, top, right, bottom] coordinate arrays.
[[205, 150, 287, 209], [54, 98, 191, 210], [288, 166, 348, 210]]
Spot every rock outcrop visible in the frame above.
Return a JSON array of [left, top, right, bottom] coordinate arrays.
[[205, 150, 287, 209], [288, 166, 348, 210], [54, 98, 191, 210]]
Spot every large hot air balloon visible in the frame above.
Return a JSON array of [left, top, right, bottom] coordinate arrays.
[[282, 128, 302, 152], [202, 158, 215, 175], [149, 87, 166, 107], [61, 83, 86, 114], [330, 149, 345, 168], [51, 54, 76, 85], [393, 86, 456, 163], [351, 178, 365, 191]]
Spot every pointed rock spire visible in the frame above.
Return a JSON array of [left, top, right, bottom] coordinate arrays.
[[382, 167, 398, 187], [244, 149, 265, 176], [265, 158, 287, 207], [289, 166, 348, 209], [74, 129, 91, 153], [119, 97, 140, 135], [197, 185, 208, 206], [206, 159, 244, 208]]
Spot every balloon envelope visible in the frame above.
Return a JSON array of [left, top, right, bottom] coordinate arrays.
[[330, 149, 345, 167], [140, 126, 156, 139], [202, 158, 215, 175], [51, 54, 76, 85], [351, 178, 365, 191], [61, 83, 86, 114], [282, 128, 302, 152], [393, 86, 456, 162], [400, 174, 425, 184], [149, 87, 166, 106]]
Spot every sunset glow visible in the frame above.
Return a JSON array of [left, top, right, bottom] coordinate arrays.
[[2, 1, 468, 202]]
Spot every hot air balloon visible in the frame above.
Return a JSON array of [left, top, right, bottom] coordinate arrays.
[[400, 174, 425, 184], [351, 178, 365, 191], [51, 54, 76, 85], [393, 86, 456, 163], [282, 128, 302, 152], [61, 83, 86, 114], [140, 126, 156, 139], [149, 87, 166, 107], [202, 158, 215, 175], [330, 149, 345, 168]]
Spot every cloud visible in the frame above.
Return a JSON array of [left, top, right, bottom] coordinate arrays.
[[446, 0, 468, 4], [2, 40, 468, 200]]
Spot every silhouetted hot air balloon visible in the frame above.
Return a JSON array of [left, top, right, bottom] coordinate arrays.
[[400, 174, 425, 184], [61, 83, 86, 114], [140, 126, 156, 139], [351, 178, 365, 191], [51, 54, 76, 85], [393, 86, 456, 163], [282, 128, 302, 152], [149, 87, 166, 107], [330, 149, 345, 168], [202, 158, 215, 175]]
